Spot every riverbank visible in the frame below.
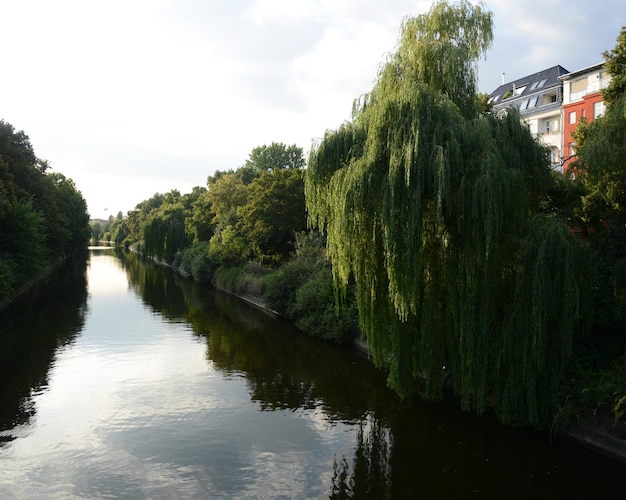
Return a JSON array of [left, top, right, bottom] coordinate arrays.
[[0, 264, 58, 313]]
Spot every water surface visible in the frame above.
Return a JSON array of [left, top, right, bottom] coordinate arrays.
[[0, 248, 624, 498]]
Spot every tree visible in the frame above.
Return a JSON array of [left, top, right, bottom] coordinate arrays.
[[0, 120, 90, 297], [305, 0, 586, 427], [239, 169, 307, 263], [46, 173, 91, 255], [391, 0, 493, 119], [186, 189, 214, 243], [244, 142, 305, 174], [141, 192, 190, 261], [572, 27, 626, 342], [575, 27, 626, 228], [206, 172, 248, 228], [0, 198, 48, 279], [91, 221, 102, 242], [601, 26, 626, 105]]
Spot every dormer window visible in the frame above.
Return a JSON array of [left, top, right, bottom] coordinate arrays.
[[514, 85, 526, 96], [541, 92, 557, 105]]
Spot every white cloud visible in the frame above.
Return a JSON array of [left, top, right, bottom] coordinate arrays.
[[0, 0, 623, 220]]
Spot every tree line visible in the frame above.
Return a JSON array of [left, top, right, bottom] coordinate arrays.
[[95, 1, 626, 430], [95, 141, 359, 343], [0, 121, 91, 301]]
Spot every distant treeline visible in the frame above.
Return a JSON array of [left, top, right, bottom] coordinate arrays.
[[0, 120, 91, 301], [94, 142, 359, 344]]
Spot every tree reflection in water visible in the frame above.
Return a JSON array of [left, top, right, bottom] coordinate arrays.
[[113, 250, 626, 498], [0, 257, 88, 438], [331, 414, 393, 499]]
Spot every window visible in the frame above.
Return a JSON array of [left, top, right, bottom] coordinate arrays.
[[599, 71, 610, 90], [544, 119, 559, 134], [530, 79, 547, 90], [570, 77, 587, 100], [542, 93, 557, 105], [568, 143, 576, 157], [519, 99, 529, 110], [594, 101, 606, 119], [492, 95, 500, 103], [528, 96, 538, 108], [514, 85, 527, 96], [569, 111, 576, 124], [550, 148, 561, 170]]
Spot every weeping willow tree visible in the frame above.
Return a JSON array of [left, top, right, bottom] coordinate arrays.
[[305, 0, 589, 427]]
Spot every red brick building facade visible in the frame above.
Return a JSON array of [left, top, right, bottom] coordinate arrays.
[[559, 63, 610, 173]]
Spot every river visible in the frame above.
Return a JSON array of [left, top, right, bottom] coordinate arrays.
[[0, 247, 624, 498]]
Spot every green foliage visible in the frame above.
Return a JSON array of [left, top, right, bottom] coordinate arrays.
[[184, 242, 216, 283], [229, 262, 268, 297], [542, 171, 587, 221], [206, 173, 248, 227], [262, 231, 358, 344], [305, 0, 587, 427], [201, 146, 307, 265], [572, 28, 626, 338], [262, 232, 326, 316], [0, 198, 48, 297], [138, 191, 191, 262], [291, 265, 358, 343], [0, 120, 90, 297], [239, 169, 307, 264], [91, 221, 102, 242], [0, 120, 90, 262], [601, 26, 626, 105], [47, 173, 91, 254], [0, 256, 15, 297], [186, 189, 214, 243], [245, 142, 305, 173], [575, 96, 626, 226], [392, 0, 493, 118], [263, 259, 313, 317], [208, 226, 249, 267], [0, 197, 48, 272]]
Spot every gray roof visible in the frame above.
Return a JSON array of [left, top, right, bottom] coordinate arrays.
[[489, 65, 569, 114], [490, 66, 569, 99]]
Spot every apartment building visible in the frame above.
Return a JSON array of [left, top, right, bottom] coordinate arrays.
[[559, 63, 611, 172], [489, 65, 570, 171]]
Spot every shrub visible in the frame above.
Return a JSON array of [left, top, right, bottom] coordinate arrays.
[[262, 259, 312, 316], [178, 242, 216, 283], [0, 256, 16, 298], [290, 266, 359, 343]]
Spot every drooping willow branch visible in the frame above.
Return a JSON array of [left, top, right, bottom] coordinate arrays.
[[305, 1, 589, 427]]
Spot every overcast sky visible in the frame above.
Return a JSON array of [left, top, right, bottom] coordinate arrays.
[[1, 0, 623, 220]]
